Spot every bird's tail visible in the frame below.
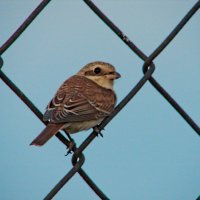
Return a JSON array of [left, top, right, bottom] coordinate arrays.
[[30, 123, 64, 146]]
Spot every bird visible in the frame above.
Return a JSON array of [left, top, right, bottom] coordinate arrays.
[[30, 61, 121, 146]]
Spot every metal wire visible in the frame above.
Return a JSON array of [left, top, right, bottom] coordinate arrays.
[[83, 0, 200, 136], [0, 0, 199, 199], [0, 1, 109, 199], [0, 70, 70, 146], [44, 153, 85, 200], [0, 0, 51, 55]]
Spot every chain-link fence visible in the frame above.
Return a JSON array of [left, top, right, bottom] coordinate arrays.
[[1, 1, 200, 199]]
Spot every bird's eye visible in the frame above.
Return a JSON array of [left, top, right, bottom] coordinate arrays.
[[94, 67, 101, 74]]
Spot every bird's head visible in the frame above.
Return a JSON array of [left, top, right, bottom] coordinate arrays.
[[77, 61, 121, 89]]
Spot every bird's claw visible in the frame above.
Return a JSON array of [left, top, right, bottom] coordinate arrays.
[[65, 150, 72, 157], [65, 140, 76, 156], [93, 126, 104, 137]]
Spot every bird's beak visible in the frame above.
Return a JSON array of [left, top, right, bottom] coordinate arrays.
[[114, 71, 121, 79]]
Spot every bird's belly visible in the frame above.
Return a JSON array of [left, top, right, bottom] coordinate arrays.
[[64, 118, 103, 134]]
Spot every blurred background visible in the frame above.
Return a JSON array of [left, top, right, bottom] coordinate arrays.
[[0, 1, 200, 199]]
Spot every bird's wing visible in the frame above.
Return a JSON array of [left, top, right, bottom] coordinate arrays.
[[43, 75, 116, 123]]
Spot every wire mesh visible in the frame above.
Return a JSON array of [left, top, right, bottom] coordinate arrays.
[[0, 1, 199, 199]]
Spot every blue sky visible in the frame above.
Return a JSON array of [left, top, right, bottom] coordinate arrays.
[[1, 1, 200, 200]]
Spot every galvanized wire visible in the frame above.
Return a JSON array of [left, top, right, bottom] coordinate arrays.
[[0, 0, 199, 199]]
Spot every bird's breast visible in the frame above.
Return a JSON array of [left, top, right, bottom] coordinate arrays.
[[64, 118, 103, 134]]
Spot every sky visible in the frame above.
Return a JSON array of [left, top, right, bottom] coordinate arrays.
[[0, 1, 200, 200]]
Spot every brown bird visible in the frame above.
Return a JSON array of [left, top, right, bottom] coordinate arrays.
[[30, 61, 120, 146]]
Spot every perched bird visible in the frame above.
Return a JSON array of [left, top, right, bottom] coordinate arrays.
[[30, 61, 120, 146]]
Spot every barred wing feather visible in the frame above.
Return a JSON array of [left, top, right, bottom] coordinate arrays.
[[43, 75, 116, 123]]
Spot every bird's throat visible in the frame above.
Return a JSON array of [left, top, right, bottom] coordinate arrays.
[[87, 76, 114, 89]]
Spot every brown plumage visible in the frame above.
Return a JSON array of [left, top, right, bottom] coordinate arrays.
[[30, 61, 120, 146]]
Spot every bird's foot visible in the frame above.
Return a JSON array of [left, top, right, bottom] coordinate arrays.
[[93, 126, 104, 137], [65, 139, 76, 156]]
